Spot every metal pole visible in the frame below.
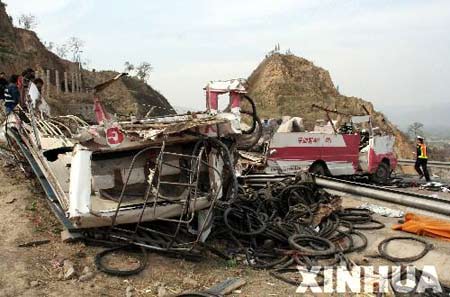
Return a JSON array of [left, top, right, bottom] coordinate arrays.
[[55, 70, 60, 94], [78, 73, 83, 92], [314, 176, 450, 217], [46, 70, 50, 98], [64, 72, 69, 94], [71, 72, 75, 93], [75, 72, 79, 93], [398, 159, 450, 168]]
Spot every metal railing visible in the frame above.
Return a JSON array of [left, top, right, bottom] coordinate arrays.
[[398, 159, 450, 168]]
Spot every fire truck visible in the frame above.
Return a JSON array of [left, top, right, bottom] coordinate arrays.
[[240, 106, 398, 184], [267, 116, 397, 183]]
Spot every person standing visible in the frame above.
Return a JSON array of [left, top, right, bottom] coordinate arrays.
[[415, 136, 430, 182], [4, 74, 20, 114], [18, 68, 35, 109], [0, 72, 8, 100]]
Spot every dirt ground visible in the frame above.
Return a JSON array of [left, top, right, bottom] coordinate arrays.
[[0, 167, 304, 297], [1, 166, 449, 297]]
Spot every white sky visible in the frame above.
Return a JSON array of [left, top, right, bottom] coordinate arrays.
[[4, 0, 450, 127]]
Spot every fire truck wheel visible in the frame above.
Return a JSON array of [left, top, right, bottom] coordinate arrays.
[[371, 162, 390, 184], [309, 163, 328, 176]]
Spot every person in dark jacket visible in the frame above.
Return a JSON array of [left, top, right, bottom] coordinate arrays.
[[4, 75, 20, 114], [415, 136, 430, 182], [0, 72, 8, 100]]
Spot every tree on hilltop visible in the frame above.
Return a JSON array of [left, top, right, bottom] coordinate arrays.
[[18, 14, 37, 30], [124, 61, 135, 73], [136, 62, 153, 82]]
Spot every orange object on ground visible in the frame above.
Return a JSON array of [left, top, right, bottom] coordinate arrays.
[[392, 213, 450, 241]]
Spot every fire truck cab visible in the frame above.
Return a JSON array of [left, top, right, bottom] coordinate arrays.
[[265, 115, 397, 183]]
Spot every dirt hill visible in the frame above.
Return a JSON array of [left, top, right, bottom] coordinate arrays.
[[247, 53, 413, 158], [0, 2, 174, 118]]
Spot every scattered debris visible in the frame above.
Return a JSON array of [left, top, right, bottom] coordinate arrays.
[[18, 239, 50, 247], [63, 260, 76, 280], [5, 198, 16, 204], [29, 280, 40, 287], [358, 203, 405, 218], [50, 257, 65, 269], [352, 255, 370, 266], [157, 285, 167, 297], [386, 177, 419, 188], [208, 175, 381, 279], [125, 285, 135, 297], [420, 181, 450, 192], [182, 277, 198, 287], [205, 278, 247, 296], [78, 266, 95, 282]]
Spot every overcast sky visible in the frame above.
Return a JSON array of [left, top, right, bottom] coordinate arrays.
[[4, 0, 450, 127]]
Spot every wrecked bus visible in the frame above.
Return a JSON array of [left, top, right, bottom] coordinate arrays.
[[1, 75, 249, 232]]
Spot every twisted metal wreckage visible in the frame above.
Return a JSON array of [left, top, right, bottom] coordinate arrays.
[[2, 74, 264, 252], [3, 74, 448, 294]]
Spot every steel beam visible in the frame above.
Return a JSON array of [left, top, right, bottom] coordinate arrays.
[[314, 176, 450, 217]]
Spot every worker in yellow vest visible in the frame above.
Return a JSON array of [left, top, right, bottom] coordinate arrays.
[[415, 136, 430, 182]]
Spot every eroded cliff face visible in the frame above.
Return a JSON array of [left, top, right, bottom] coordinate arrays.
[[247, 53, 413, 158], [0, 2, 174, 117]]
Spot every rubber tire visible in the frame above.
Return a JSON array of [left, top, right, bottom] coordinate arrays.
[[377, 236, 432, 262], [370, 162, 390, 184], [95, 245, 147, 276], [288, 235, 336, 257], [309, 163, 328, 176]]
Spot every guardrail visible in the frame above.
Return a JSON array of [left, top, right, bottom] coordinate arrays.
[[398, 159, 450, 168]]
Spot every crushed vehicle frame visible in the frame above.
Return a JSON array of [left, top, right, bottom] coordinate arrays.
[[2, 75, 251, 236]]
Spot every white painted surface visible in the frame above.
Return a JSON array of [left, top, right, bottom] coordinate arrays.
[[205, 79, 247, 93], [266, 159, 354, 175], [327, 161, 356, 175], [371, 135, 395, 154], [68, 147, 92, 218], [359, 145, 370, 171]]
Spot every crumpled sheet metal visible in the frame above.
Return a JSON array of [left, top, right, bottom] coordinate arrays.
[[121, 117, 227, 140], [358, 202, 405, 218], [135, 129, 164, 140], [238, 150, 264, 163]]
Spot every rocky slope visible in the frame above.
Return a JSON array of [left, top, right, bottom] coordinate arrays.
[[0, 2, 174, 118], [247, 53, 413, 158]]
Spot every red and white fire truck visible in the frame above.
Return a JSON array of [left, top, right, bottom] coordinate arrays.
[[262, 115, 398, 183], [199, 81, 397, 183]]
